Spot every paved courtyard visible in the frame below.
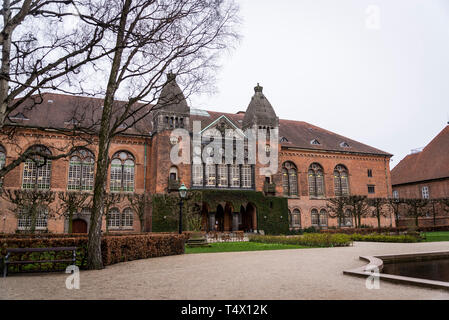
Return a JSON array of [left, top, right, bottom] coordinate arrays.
[[1, 241, 449, 300]]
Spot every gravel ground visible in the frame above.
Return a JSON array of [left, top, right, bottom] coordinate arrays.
[[1, 241, 449, 300]]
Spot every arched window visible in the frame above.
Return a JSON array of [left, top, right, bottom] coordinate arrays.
[[334, 165, 349, 197], [311, 209, 320, 227], [169, 166, 178, 181], [122, 208, 134, 229], [110, 151, 135, 192], [17, 205, 48, 231], [308, 163, 324, 198], [68, 148, 95, 191], [22, 145, 52, 190], [282, 162, 298, 196], [319, 209, 328, 228], [107, 208, 121, 230], [292, 209, 301, 228]]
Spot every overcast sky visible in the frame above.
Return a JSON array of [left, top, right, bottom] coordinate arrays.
[[189, 0, 449, 168]]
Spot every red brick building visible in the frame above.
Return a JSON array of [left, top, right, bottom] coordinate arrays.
[[0, 75, 394, 234], [391, 125, 449, 227]]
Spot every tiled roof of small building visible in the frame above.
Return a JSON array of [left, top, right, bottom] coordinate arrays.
[[391, 125, 449, 185]]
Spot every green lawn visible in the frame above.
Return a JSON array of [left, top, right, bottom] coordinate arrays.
[[185, 242, 308, 254], [423, 231, 449, 242]]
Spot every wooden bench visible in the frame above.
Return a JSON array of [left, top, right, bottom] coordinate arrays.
[[3, 247, 77, 277]]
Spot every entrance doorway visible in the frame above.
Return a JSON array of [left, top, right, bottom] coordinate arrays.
[[72, 219, 88, 234]]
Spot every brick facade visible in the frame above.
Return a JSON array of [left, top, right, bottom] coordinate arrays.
[[0, 79, 395, 233]]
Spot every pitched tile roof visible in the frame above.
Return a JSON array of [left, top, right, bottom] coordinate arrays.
[[190, 110, 391, 156], [391, 125, 449, 185], [6, 93, 392, 156]]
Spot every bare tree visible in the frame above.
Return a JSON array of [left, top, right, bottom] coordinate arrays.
[[367, 198, 389, 230], [326, 197, 348, 228], [0, 0, 121, 178], [346, 195, 369, 228], [126, 193, 151, 232], [86, 0, 239, 269], [403, 198, 430, 227], [2, 188, 55, 233], [57, 191, 92, 233], [386, 197, 405, 228]]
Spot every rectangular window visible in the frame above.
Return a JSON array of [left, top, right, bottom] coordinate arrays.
[[205, 164, 216, 187], [393, 190, 399, 199], [367, 169, 373, 178], [217, 164, 228, 187], [17, 206, 48, 231], [368, 185, 375, 194], [110, 163, 122, 192], [422, 186, 430, 199], [241, 165, 252, 188], [230, 165, 240, 188], [192, 164, 203, 187]]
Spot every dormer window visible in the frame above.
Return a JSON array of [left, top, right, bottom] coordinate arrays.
[[340, 142, 350, 148], [280, 137, 289, 143], [310, 139, 320, 145]]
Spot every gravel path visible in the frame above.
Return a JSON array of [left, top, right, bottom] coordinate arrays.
[[1, 241, 449, 300]]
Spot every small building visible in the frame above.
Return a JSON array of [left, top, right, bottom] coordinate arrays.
[[391, 125, 449, 227]]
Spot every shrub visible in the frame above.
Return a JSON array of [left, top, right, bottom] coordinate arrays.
[[248, 233, 352, 248], [349, 233, 420, 243], [303, 227, 318, 234], [0, 233, 187, 272]]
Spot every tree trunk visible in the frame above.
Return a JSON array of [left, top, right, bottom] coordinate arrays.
[[0, 0, 12, 129]]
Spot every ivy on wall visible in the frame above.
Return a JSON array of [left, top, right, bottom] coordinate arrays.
[[151, 190, 289, 235]]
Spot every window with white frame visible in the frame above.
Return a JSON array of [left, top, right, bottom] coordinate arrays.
[[422, 186, 430, 199], [17, 206, 48, 231], [311, 209, 319, 226], [192, 164, 203, 186], [68, 148, 95, 191], [121, 208, 134, 229], [334, 165, 350, 197], [22, 145, 52, 190], [107, 208, 121, 229], [230, 165, 240, 188], [217, 164, 228, 187], [342, 210, 353, 227], [110, 151, 135, 192], [319, 209, 328, 228], [308, 163, 325, 197], [241, 164, 252, 188], [292, 209, 301, 228], [393, 190, 399, 199], [205, 164, 216, 187]]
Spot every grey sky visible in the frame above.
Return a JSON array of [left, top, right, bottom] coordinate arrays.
[[189, 0, 449, 168]]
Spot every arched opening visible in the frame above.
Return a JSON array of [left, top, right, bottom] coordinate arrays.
[[72, 219, 88, 234], [215, 204, 225, 232], [242, 203, 257, 232]]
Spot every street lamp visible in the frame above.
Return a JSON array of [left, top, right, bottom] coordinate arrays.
[[178, 183, 188, 234]]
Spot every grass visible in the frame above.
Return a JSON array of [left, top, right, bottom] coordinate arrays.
[[185, 241, 308, 254], [423, 231, 449, 242]]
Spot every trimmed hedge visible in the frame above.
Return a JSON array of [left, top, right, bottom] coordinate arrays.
[[248, 234, 352, 248], [349, 233, 420, 243], [0, 233, 187, 272], [320, 225, 449, 235]]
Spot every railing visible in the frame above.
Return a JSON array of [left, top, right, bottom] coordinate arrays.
[[263, 181, 276, 195], [168, 179, 180, 192]]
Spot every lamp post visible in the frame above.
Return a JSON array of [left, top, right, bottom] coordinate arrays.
[[178, 183, 188, 234]]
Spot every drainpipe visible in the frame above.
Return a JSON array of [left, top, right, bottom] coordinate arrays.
[[143, 138, 148, 232]]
